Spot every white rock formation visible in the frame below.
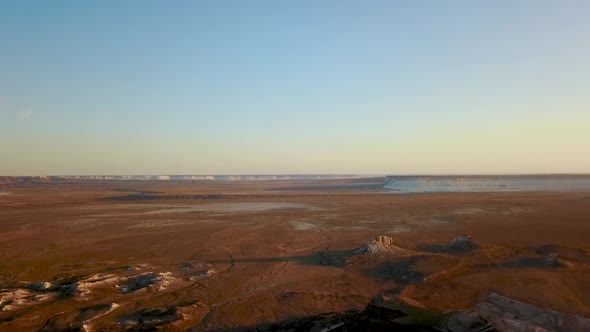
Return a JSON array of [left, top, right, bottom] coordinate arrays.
[[355, 235, 408, 255]]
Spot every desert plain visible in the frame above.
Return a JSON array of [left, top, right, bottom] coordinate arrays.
[[1, 177, 590, 331]]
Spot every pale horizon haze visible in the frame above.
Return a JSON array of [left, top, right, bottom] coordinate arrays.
[[1, 1, 589, 176]]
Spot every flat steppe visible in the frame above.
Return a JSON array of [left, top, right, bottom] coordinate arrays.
[[1, 178, 590, 330]]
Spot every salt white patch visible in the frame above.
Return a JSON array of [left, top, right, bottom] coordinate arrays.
[[454, 207, 485, 215], [290, 221, 319, 231], [0, 288, 55, 312], [500, 207, 531, 215], [189, 269, 215, 280], [391, 214, 423, 225], [127, 263, 150, 271], [2, 202, 26, 206], [77, 274, 122, 299], [428, 219, 451, 225], [144, 202, 313, 215], [175, 303, 201, 321], [359, 220, 380, 224], [332, 226, 367, 231], [128, 220, 193, 228], [58, 218, 99, 226], [156, 272, 178, 291], [390, 226, 411, 233], [58, 204, 156, 211]]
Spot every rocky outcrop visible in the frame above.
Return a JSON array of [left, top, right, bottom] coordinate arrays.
[[446, 293, 590, 332], [234, 293, 590, 331], [542, 253, 569, 267], [422, 234, 477, 254], [354, 235, 408, 255], [447, 234, 477, 252]]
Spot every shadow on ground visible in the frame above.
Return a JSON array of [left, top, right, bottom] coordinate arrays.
[[363, 256, 428, 284], [203, 302, 442, 332], [474, 255, 564, 269], [416, 235, 477, 254], [208, 249, 357, 268]]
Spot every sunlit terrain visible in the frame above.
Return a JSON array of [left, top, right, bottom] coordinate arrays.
[[2, 1, 590, 331], [1, 177, 590, 330]]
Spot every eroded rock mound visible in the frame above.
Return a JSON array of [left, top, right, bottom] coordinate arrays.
[[422, 234, 477, 254], [355, 235, 408, 255], [447, 234, 477, 252], [447, 293, 590, 332]]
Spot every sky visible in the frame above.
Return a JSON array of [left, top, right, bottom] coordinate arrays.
[[1, 1, 589, 175]]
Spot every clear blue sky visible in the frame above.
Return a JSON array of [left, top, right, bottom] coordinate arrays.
[[1, 1, 589, 175]]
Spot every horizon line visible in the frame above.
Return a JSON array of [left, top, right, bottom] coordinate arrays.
[[2, 173, 590, 178]]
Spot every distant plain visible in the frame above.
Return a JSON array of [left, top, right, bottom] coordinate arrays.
[[1, 177, 590, 330]]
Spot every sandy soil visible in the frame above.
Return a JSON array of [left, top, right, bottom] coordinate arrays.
[[1, 179, 590, 330]]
